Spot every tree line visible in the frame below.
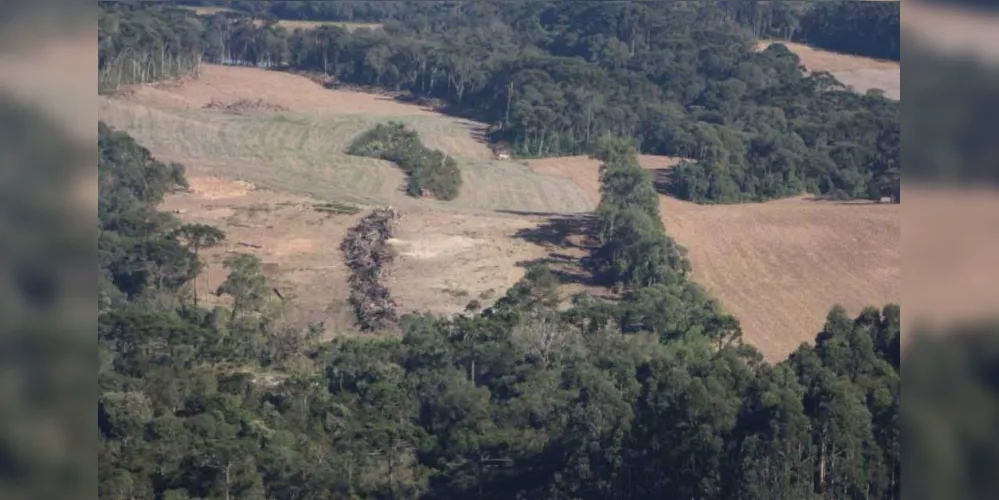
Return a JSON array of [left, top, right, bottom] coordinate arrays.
[[100, 2, 900, 203], [99, 124, 900, 498]]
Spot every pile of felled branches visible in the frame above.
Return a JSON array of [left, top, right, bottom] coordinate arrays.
[[340, 208, 399, 331]]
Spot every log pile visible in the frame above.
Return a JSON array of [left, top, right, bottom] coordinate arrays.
[[340, 207, 400, 331]]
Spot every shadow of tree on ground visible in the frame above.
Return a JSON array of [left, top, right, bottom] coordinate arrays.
[[506, 213, 607, 290], [503, 213, 599, 249]]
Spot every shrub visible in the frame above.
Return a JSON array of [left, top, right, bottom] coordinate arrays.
[[348, 122, 463, 201]]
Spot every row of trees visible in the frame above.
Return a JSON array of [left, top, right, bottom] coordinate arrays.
[[347, 122, 463, 200], [98, 5, 205, 91], [99, 125, 901, 498], [99, 2, 900, 203]]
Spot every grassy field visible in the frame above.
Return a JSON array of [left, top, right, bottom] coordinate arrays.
[[99, 65, 591, 214], [100, 63, 900, 360], [756, 40, 900, 99]]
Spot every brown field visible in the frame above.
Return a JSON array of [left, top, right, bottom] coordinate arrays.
[[527, 156, 900, 360], [101, 63, 900, 360], [756, 40, 900, 99]]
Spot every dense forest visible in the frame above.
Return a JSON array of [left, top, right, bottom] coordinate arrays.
[[100, 1, 900, 203], [98, 121, 900, 499]]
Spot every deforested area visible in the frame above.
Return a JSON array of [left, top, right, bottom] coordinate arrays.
[[340, 207, 400, 331]]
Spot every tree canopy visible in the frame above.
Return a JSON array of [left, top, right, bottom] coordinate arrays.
[[99, 1, 900, 203]]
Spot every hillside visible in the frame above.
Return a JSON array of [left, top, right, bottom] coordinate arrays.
[[99, 65, 593, 214], [99, 64, 900, 360], [97, 4, 905, 498], [530, 155, 900, 359]]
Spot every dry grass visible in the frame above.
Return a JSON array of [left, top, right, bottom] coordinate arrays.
[[756, 40, 900, 99], [162, 176, 559, 332], [99, 65, 591, 214], [529, 155, 684, 206], [161, 176, 365, 335], [528, 157, 901, 360], [386, 210, 557, 315]]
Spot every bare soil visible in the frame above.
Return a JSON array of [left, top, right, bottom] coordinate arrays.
[[162, 176, 364, 335]]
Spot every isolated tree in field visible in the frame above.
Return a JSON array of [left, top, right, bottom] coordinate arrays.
[[216, 253, 269, 321], [172, 223, 226, 306]]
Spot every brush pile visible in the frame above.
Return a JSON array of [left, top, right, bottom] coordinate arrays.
[[203, 98, 288, 114], [340, 207, 400, 331]]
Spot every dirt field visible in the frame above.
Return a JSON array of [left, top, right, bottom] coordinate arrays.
[[161, 176, 364, 334], [160, 176, 563, 332], [757, 40, 900, 99], [528, 157, 901, 360]]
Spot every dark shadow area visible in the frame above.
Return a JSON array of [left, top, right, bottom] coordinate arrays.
[[508, 214, 598, 249], [649, 168, 673, 196], [507, 213, 605, 289], [515, 257, 599, 287], [496, 209, 580, 218]]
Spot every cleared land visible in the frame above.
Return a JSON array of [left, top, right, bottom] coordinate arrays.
[[528, 156, 900, 360], [160, 176, 363, 335], [101, 64, 900, 360], [99, 65, 592, 214], [160, 176, 558, 331], [756, 40, 900, 99]]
